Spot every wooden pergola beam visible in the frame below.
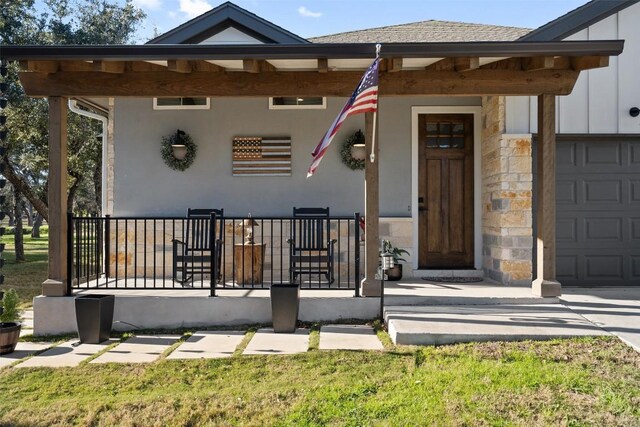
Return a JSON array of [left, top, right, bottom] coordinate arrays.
[[534, 94, 561, 297], [570, 55, 609, 71], [19, 60, 59, 74], [167, 59, 192, 73], [18, 68, 580, 97], [42, 96, 69, 297], [192, 60, 223, 72], [361, 111, 380, 297], [243, 59, 276, 73], [386, 57, 403, 73], [426, 57, 479, 72], [317, 58, 328, 73], [93, 60, 125, 73], [522, 56, 555, 71]]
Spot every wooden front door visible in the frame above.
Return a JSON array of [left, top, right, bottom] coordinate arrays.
[[418, 114, 474, 268]]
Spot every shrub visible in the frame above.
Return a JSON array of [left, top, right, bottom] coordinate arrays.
[[0, 289, 20, 323]]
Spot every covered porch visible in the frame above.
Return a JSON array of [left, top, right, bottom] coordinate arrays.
[[2, 40, 623, 317]]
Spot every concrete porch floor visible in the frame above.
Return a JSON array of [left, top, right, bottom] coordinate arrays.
[[33, 279, 553, 336], [29, 282, 640, 353]]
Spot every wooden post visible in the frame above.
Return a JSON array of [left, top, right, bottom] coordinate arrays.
[[42, 96, 69, 297], [361, 111, 381, 296], [534, 94, 561, 297]]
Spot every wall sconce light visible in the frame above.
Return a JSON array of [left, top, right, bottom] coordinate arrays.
[[351, 143, 367, 160], [630, 107, 640, 118], [171, 144, 187, 160], [171, 129, 187, 159]]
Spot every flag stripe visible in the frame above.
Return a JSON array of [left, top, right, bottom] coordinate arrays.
[[307, 57, 380, 177], [233, 136, 292, 176]]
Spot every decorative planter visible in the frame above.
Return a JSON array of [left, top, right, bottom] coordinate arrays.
[[75, 294, 115, 344], [270, 283, 300, 333], [0, 322, 21, 355], [386, 264, 403, 281]]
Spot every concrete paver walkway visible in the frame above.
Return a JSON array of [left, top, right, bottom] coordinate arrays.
[[19, 309, 35, 337], [561, 287, 640, 352], [319, 325, 384, 351], [16, 339, 117, 368], [167, 331, 245, 360], [243, 328, 310, 355], [91, 335, 180, 364], [385, 304, 609, 346], [0, 342, 52, 368]]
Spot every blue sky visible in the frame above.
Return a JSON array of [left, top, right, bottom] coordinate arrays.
[[124, 0, 588, 42]]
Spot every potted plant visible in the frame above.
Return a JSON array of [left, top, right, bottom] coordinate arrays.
[[381, 240, 410, 281], [0, 289, 21, 355]]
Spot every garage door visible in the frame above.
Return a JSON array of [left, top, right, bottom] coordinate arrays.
[[554, 136, 640, 286]]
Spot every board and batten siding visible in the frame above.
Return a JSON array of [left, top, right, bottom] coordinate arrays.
[[112, 96, 481, 217], [506, 1, 640, 135]]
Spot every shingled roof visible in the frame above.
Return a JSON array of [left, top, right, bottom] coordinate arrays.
[[309, 20, 531, 43]]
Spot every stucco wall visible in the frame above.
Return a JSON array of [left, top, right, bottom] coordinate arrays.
[[113, 96, 481, 217]]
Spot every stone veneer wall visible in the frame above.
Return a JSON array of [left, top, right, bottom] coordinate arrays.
[[481, 96, 533, 285]]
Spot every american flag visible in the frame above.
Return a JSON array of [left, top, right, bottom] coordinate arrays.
[[307, 57, 380, 178], [233, 137, 292, 176]]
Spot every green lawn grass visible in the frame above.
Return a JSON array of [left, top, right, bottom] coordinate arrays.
[[1, 232, 48, 309], [0, 337, 638, 426]]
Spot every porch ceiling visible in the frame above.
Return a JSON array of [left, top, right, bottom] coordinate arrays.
[[3, 40, 623, 97]]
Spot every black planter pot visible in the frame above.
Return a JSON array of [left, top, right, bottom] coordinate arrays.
[[75, 294, 115, 344], [270, 283, 300, 333], [0, 322, 21, 355], [386, 264, 403, 281]]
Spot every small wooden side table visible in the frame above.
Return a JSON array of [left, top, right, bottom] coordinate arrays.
[[233, 243, 266, 285]]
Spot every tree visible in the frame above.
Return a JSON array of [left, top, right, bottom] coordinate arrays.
[[1, 0, 145, 258]]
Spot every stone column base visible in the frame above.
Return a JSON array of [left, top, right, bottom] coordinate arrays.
[[42, 279, 68, 297], [532, 279, 561, 297], [361, 278, 382, 297]]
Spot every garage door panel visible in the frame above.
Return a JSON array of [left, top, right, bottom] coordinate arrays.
[[585, 255, 624, 280], [584, 217, 623, 242], [633, 257, 640, 280], [557, 143, 577, 169], [583, 179, 622, 204], [538, 136, 640, 286], [557, 255, 578, 282], [631, 218, 640, 240], [557, 247, 639, 285], [629, 143, 640, 166], [631, 180, 640, 203], [584, 142, 622, 167], [557, 218, 577, 243], [557, 180, 578, 205]]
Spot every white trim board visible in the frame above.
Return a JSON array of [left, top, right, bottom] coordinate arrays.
[[411, 106, 483, 271]]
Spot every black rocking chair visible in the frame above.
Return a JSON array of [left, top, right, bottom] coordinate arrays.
[[172, 208, 224, 285], [288, 207, 337, 285]]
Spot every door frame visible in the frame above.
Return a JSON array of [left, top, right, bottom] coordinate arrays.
[[411, 106, 482, 270]]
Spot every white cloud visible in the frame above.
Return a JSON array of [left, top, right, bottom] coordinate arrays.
[[179, 0, 213, 18], [298, 6, 322, 18], [132, 0, 162, 10]]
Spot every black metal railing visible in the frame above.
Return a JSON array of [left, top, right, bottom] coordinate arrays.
[[68, 213, 361, 296]]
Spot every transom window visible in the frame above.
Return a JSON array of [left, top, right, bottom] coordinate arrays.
[[425, 120, 465, 149], [269, 97, 326, 110], [153, 97, 210, 110]]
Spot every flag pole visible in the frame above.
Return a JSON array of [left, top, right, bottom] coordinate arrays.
[[370, 44, 381, 163]]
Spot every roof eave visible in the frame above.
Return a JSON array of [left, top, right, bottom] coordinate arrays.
[[1, 40, 625, 61]]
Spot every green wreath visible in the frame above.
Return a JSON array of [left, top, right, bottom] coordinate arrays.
[[340, 129, 365, 170], [161, 129, 197, 171]]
